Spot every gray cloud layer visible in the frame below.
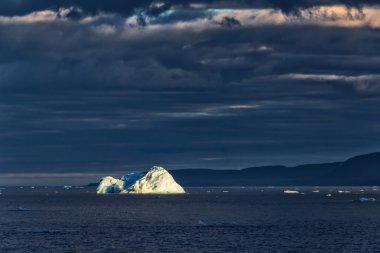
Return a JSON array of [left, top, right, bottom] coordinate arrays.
[[1, 1, 380, 172]]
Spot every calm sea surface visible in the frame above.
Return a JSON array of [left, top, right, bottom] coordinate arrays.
[[1, 186, 380, 252]]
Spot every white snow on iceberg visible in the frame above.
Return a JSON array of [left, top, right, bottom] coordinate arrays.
[[97, 166, 185, 194], [97, 176, 124, 194]]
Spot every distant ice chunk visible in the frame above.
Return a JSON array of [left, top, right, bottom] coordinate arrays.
[[356, 197, 376, 202], [284, 190, 299, 194], [17, 207, 30, 211]]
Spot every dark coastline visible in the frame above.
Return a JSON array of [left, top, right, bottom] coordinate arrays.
[[87, 152, 380, 187]]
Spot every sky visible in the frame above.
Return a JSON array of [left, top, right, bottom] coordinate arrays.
[[1, 0, 380, 183]]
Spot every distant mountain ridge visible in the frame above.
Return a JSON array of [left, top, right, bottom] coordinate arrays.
[[170, 152, 380, 186], [88, 152, 380, 187]]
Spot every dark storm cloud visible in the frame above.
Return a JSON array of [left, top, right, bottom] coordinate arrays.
[[218, 16, 241, 27], [0, 0, 377, 16], [1, 0, 380, 174]]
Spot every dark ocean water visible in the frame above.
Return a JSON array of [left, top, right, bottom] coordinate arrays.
[[1, 186, 380, 253]]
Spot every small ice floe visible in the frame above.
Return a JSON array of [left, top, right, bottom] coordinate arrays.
[[17, 207, 30, 211], [222, 190, 229, 193], [338, 190, 351, 194], [284, 190, 299, 194], [198, 220, 239, 227], [206, 190, 211, 193], [63, 186, 72, 189], [355, 197, 376, 203], [326, 194, 332, 197], [312, 190, 320, 193]]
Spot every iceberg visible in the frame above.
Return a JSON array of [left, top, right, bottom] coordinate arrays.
[[97, 166, 185, 194]]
